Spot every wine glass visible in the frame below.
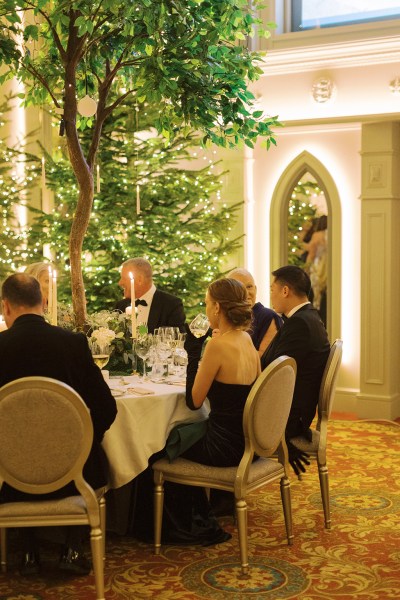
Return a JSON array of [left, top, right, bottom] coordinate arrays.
[[134, 334, 153, 379], [90, 340, 111, 370], [189, 313, 209, 338]]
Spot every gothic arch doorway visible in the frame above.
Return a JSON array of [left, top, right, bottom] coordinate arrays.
[[270, 151, 341, 339]]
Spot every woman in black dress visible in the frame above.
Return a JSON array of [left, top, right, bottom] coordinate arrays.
[[133, 278, 260, 544], [183, 277, 260, 466]]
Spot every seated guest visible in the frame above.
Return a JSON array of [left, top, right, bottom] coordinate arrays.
[[24, 262, 52, 309], [261, 266, 330, 475], [228, 267, 282, 356], [115, 257, 186, 332], [183, 277, 261, 464], [133, 278, 260, 540], [0, 273, 117, 576]]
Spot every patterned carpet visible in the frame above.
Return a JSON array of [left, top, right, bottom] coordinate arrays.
[[1, 419, 400, 599]]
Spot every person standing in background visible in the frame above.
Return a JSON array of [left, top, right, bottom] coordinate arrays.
[[303, 215, 328, 326]]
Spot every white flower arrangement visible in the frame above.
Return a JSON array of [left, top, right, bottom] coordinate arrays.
[[87, 309, 127, 332], [91, 327, 116, 347]]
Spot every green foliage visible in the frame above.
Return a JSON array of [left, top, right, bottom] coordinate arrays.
[[0, 0, 279, 326], [16, 102, 242, 318], [287, 182, 319, 267], [0, 0, 279, 148]]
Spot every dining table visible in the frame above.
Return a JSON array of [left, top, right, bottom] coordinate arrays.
[[101, 374, 209, 534]]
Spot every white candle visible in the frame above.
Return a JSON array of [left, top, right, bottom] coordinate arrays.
[[47, 266, 53, 320], [129, 272, 136, 338], [41, 156, 46, 192], [52, 270, 57, 326], [0, 316, 7, 332], [96, 164, 100, 193], [136, 183, 140, 214]]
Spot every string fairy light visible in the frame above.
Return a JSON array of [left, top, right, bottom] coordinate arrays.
[[135, 102, 140, 214]]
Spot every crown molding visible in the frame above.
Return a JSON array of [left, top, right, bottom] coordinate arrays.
[[260, 36, 400, 75]]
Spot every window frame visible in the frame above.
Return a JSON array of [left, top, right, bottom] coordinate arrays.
[[291, 0, 400, 32]]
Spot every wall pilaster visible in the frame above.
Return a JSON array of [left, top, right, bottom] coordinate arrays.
[[357, 121, 400, 418]]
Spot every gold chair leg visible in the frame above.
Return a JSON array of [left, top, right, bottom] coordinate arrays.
[[318, 463, 331, 529], [0, 528, 6, 573], [99, 496, 106, 561], [154, 472, 164, 555], [280, 476, 294, 545], [90, 526, 105, 600], [235, 498, 249, 576]]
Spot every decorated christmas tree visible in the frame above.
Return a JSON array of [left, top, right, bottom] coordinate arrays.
[[0, 99, 40, 280], [0, 0, 278, 328], [287, 181, 320, 267], [16, 102, 242, 318]]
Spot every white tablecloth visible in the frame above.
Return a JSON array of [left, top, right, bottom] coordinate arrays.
[[102, 376, 208, 489]]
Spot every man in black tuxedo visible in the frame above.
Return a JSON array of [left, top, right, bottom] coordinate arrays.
[[261, 266, 330, 474], [115, 257, 186, 333], [0, 273, 117, 576]]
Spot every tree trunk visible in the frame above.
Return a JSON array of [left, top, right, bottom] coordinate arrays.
[[69, 173, 93, 329], [63, 55, 95, 330]]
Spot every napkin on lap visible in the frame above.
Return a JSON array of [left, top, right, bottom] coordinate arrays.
[[127, 386, 154, 396]]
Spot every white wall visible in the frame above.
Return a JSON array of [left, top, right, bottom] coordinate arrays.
[[247, 123, 361, 410]]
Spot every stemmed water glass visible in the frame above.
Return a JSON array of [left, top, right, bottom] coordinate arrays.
[[153, 332, 173, 378], [134, 334, 153, 380]]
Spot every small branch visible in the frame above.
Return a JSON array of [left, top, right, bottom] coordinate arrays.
[[24, 62, 61, 107], [22, 1, 67, 61], [103, 89, 134, 116]]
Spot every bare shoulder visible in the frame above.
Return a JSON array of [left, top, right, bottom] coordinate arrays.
[[203, 336, 220, 352], [209, 330, 252, 347]]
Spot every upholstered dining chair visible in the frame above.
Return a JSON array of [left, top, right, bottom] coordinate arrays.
[[290, 339, 343, 529], [0, 376, 106, 600], [152, 355, 297, 576]]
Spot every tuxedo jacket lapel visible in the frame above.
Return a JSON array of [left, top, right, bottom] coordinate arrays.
[[147, 290, 161, 333]]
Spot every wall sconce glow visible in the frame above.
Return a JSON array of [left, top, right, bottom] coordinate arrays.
[[244, 148, 255, 272], [389, 77, 400, 95], [311, 78, 337, 104]]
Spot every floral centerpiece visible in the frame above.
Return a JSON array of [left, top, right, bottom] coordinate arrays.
[[86, 310, 134, 375], [57, 302, 77, 330], [90, 327, 116, 352], [56, 305, 139, 374]]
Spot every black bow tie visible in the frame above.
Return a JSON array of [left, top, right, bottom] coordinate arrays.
[[135, 299, 148, 307], [281, 313, 288, 322]]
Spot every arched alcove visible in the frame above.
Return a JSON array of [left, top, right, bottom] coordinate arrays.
[[270, 151, 341, 340]]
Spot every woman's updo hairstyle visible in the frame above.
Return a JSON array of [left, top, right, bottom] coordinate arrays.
[[208, 277, 252, 329], [24, 262, 50, 281]]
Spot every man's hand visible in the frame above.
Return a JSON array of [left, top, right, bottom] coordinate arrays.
[[286, 440, 310, 479]]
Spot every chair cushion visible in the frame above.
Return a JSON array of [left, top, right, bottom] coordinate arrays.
[[153, 456, 284, 487], [290, 430, 320, 453], [0, 495, 87, 518]]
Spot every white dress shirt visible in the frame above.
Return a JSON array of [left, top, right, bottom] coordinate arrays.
[[286, 301, 311, 318], [136, 284, 156, 326]]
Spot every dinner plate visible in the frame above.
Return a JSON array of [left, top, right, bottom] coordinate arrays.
[[111, 389, 125, 397]]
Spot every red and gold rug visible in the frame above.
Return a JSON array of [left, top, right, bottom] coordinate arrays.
[[1, 419, 400, 599]]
